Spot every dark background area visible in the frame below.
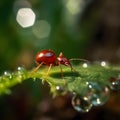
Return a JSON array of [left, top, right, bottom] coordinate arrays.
[[0, 0, 120, 120]]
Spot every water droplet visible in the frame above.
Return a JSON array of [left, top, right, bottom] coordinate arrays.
[[100, 61, 109, 67], [100, 61, 106, 67], [55, 85, 65, 94], [82, 63, 88, 68], [109, 77, 120, 90], [2, 71, 13, 86], [71, 94, 92, 112], [17, 66, 26, 82], [86, 82, 110, 106], [17, 66, 25, 72], [3, 71, 13, 79]]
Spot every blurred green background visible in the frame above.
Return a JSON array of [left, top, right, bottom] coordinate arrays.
[[0, 0, 120, 120]]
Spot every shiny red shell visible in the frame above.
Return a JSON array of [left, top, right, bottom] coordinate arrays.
[[36, 50, 57, 66], [36, 49, 72, 67]]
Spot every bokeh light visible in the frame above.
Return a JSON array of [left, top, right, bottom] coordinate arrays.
[[16, 8, 36, 28], [66, 0, 82, 15], [32, 20, 51, 39]]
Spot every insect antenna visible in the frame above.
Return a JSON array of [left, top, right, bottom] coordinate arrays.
[[69, 58, 89, 63], [69, 58, 90, 72]]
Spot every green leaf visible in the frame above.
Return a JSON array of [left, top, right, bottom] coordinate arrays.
[[0, 63, 120, 96]]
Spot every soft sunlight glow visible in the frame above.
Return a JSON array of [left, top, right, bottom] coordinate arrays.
[[66, 0, 82, 15], [32, 20, 51, 39], [16, 8, 36, 28], [62, 0, 85, 33]]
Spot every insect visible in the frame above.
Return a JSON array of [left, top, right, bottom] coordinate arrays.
[[34, 49, 73, 78], [33, 49, 88, 80]]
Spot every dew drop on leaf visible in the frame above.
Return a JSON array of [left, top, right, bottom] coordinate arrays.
[[17, 66, 25, 72], [100, 61, 107, 67], [86, 82, 110, 106], [71, 94, 92, 112], [17, 66, 26, 81], [55, 85, 65, 94], [82, 63, 88, 68], [4, 71, 13, 80], [109, 77, 120, 90]]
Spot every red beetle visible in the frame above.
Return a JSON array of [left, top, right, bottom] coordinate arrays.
[[34, 50, 73, 78], [33, 49, 88, 80]]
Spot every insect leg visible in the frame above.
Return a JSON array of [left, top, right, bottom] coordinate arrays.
[[46, 64, 52, 77], [58, 63, 66, 85], [33, 62, 44, 72]]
